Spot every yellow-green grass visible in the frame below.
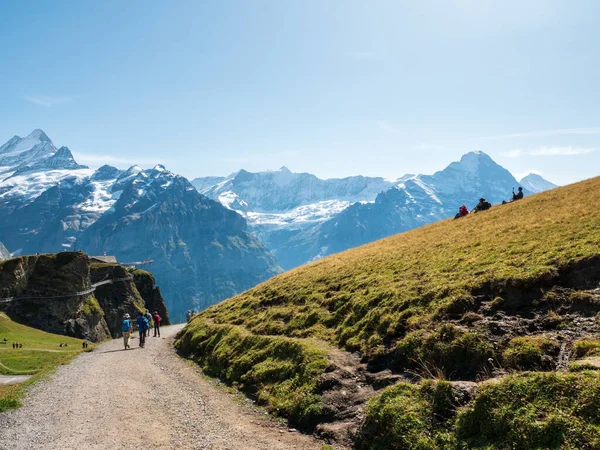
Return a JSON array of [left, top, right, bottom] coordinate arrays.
[[0, 313, 88, 411], [176, 320, 329, 428], [200, 177, 600, 356], [178, 176, 600, 439], [358, 371, 600, 450]]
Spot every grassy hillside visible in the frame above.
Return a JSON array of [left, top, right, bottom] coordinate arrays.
[[177, 177, 600, 448], [0, 313, 88, 411]]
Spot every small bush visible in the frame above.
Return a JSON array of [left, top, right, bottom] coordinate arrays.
[[573, 340, 600, 358], [460, 312, 483, 325], [356, 380, 458, 450], [456, 372, 600, 449], [394, 324, 495, 379], [569, 291, 596, 305], [502, 335, 559, 371]]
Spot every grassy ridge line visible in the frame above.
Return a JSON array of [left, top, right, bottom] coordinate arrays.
[[201, 177, 600, 354], [0, 313, 87, 411], [175, 320, 329, 428]]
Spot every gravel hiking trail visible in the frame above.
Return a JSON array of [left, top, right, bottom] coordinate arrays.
[[0, 325, 326, 450]]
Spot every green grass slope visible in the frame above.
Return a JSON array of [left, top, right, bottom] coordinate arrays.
[[0, 313, 88, 411], [177, 177, 600, 448]]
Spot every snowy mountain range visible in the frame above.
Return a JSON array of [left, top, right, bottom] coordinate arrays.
[[1, 129, 559, 316], [194, 152, 558, 269], [0, 130, 280, 320]]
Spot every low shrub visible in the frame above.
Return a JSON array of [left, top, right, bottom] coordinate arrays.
[[393, 324, 495, 379], [502, 335, 559, 371], [356, 380, 458, 450], [456, 372, 600, 449], [573, 339, 600, 358]]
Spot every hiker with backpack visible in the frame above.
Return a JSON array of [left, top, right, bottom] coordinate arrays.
[[122, 313, 132, 349], [145, 310, 153, 338], [153, 311, 162, 337], [472, 198, 492, 213], [454, 204, 469, 219], [136, 312, 149, 348]]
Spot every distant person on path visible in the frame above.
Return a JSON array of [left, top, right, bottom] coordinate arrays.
[[186, 310, 192, 322], [153, 311, 162, 337], [145, 310, 153, 338], [472, 198, 492, 213], [136, 312, 149, 348], [122, 313, 132, 349], [454, 204, 469, 219]]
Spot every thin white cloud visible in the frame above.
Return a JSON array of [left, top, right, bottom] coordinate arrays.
[[502, 146, 596, 158], [73, 152, 166, 167], [481, 127, 600, 140], [25, 95, 73, 107]]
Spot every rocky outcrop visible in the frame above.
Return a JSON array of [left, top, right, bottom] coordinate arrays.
[[89, 263, 145, 338], [0, 252, 109, 341], [0, 252, 169, 341], [131, 269, 170, 325]]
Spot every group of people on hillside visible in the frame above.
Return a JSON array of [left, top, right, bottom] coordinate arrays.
[[454, 187, 524, 219], [186, 310, 196, 322], [121, 310, 162, 350]]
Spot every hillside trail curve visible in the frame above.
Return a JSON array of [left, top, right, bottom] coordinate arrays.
[[0, 324, 327, 450]]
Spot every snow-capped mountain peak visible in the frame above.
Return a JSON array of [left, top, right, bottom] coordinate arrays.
[[519, 173, 558, 193], [27, 129, 51, 142]]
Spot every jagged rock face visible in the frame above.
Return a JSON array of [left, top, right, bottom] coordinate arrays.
[[89, 264, 147, 338], [0, 252, 170, 341], [131, 270, 170, 326], [0, 131, 282, 322], [0, 252, 110, 341], [78, 175, 281, 320]]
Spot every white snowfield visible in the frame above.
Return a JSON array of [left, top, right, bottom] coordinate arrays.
[[0, 130, 182, 252], [194, 166, 394, 229]]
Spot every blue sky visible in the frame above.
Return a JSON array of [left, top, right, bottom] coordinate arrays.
[[1, 0, 599, 185]]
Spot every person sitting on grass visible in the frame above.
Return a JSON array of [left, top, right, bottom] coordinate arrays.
[[472, 198, 492, 213], [454, 204, 469, 219], [503, 187, 524, 204]]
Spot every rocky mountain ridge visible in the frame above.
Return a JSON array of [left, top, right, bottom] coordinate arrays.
[[0, 130, 281, 320], [195, 152, 558, 269]]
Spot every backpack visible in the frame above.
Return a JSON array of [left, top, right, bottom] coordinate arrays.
[[122, 319, 131, 332]]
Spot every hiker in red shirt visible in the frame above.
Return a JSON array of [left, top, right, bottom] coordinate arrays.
[[454, 204, 469, 219], [153, 311, 162, 337]]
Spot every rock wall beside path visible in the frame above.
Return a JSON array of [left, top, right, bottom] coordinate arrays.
[[0, 252, 169, 341]]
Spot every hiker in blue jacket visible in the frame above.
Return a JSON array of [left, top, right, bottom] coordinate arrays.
[[136, 312, 149, 348]]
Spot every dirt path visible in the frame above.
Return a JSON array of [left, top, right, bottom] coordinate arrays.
[[0, 325, 327, 450]]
